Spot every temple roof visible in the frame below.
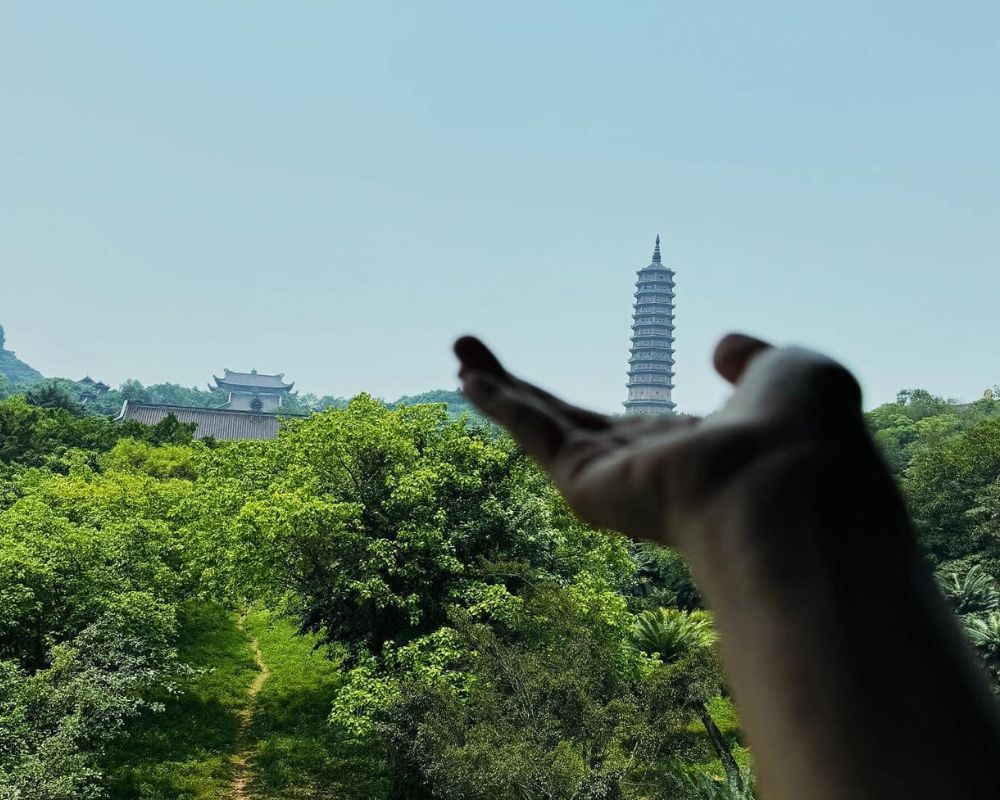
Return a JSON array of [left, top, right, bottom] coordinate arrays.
[[115, 401, 286, 441], [212, 368, 294, 391]]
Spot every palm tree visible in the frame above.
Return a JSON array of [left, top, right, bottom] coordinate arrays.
[[634, 608, 744, 791], [634, 607, 715, 662], [938, 564, 1000, 615], [964, 611, 1000, 681]]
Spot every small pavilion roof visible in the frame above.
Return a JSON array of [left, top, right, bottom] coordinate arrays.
[[78, 376, 110, 390]]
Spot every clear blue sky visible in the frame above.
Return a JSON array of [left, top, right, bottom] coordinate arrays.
[[2, 2, 998, 414]]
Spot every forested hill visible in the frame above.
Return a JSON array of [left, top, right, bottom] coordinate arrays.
[[0, 325, 43, 386], [3, 380, 1000, 798], [391, 388, 477, 418]]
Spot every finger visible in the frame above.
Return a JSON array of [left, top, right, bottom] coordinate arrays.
[[514, 380, 612, 431], [713, 333, 772, 385], [454, 337, 611, 431], [454, 336, 507, 378], [462, 371, 566, 465]]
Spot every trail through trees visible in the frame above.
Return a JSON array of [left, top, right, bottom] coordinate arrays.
[[232, 621, 270, 800]]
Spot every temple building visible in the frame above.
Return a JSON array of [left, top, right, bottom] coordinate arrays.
[[210, 368, 294, 411], [116, 367, 301, 441], [624, 235, 677, 415], [76, 376, 110, 406]]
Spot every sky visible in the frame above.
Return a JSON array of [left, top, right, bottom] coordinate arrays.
[[2, 2, 998, 415]]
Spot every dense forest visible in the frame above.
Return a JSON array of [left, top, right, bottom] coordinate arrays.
[[3, 333, 1000, 799]]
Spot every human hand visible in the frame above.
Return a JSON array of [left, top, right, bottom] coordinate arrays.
[[454, 333, 865, 550]]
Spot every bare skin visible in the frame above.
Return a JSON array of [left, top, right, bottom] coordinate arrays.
[[454, 333, 1000, 800]]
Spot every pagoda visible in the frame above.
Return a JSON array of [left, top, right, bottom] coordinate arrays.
[[210, 368, 294, 412], [624, 235, 676, 415]]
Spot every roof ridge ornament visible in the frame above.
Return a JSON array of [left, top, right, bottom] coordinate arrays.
[[652, 234, 662, 264]]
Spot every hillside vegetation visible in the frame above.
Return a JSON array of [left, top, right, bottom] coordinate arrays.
[[3, 370, 1000, 799], [0, 325, 43, 387]]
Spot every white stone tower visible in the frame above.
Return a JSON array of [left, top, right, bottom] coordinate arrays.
[[624, 235, 676, 415]]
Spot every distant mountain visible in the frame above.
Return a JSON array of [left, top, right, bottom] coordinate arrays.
[[0, 325, 43, 386]]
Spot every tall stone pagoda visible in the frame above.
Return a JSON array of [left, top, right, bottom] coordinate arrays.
[[210, 368, 294, 412], [624, 235, 676, 415]]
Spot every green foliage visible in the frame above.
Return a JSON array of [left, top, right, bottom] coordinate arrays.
[[279, 391, 349, 414], [234, 395, 586, 655], [865, 390, 1000, 565], [680, 771, 756, 800], [79, 380, 221, 417], [938, 564, 1000, 615], [244, 610, 389, 799], [103, 602, 259, 799], [0, 594, 183, 799], [0, 328, 44, 386], [628, 543, 701, 611], [905, 418, 1000, 562], [0, 388, 742, 797], [372, 587, 672, 800], [25, 379, 85, 415], [393, 389, 482, 421], [634, 609, 716, 665], [865, 388, 1000, 478], [964, 612, 1000, 682], [8, 369, 1000, 796], [0, 395, 192, 470]]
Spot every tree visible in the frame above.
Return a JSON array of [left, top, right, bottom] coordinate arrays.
[[905, 419, 1000, 561], [628, 543, 701, 611], [369, 585, 673, 800], [235, 395, 571, 655], [894, 388, 955, 421], [964, 613, 1000, 683], [633, 608, 744, 791], [938, 565, 1000, 615], [25, 380, 84, 416]]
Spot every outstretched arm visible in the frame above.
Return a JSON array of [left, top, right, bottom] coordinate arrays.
[[454, 333, 1000, 800]]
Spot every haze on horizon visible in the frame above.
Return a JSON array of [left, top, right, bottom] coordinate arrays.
[[2, 2, 998, 415]]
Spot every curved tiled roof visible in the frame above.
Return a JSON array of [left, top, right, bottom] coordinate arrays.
[[214, 369, 294, 390], [115, 401, 285, 441]]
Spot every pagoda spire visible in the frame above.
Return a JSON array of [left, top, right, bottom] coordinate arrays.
[[652, 234, 662, 264]]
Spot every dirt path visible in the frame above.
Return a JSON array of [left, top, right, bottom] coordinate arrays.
[[232, 619, 270, 800]]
